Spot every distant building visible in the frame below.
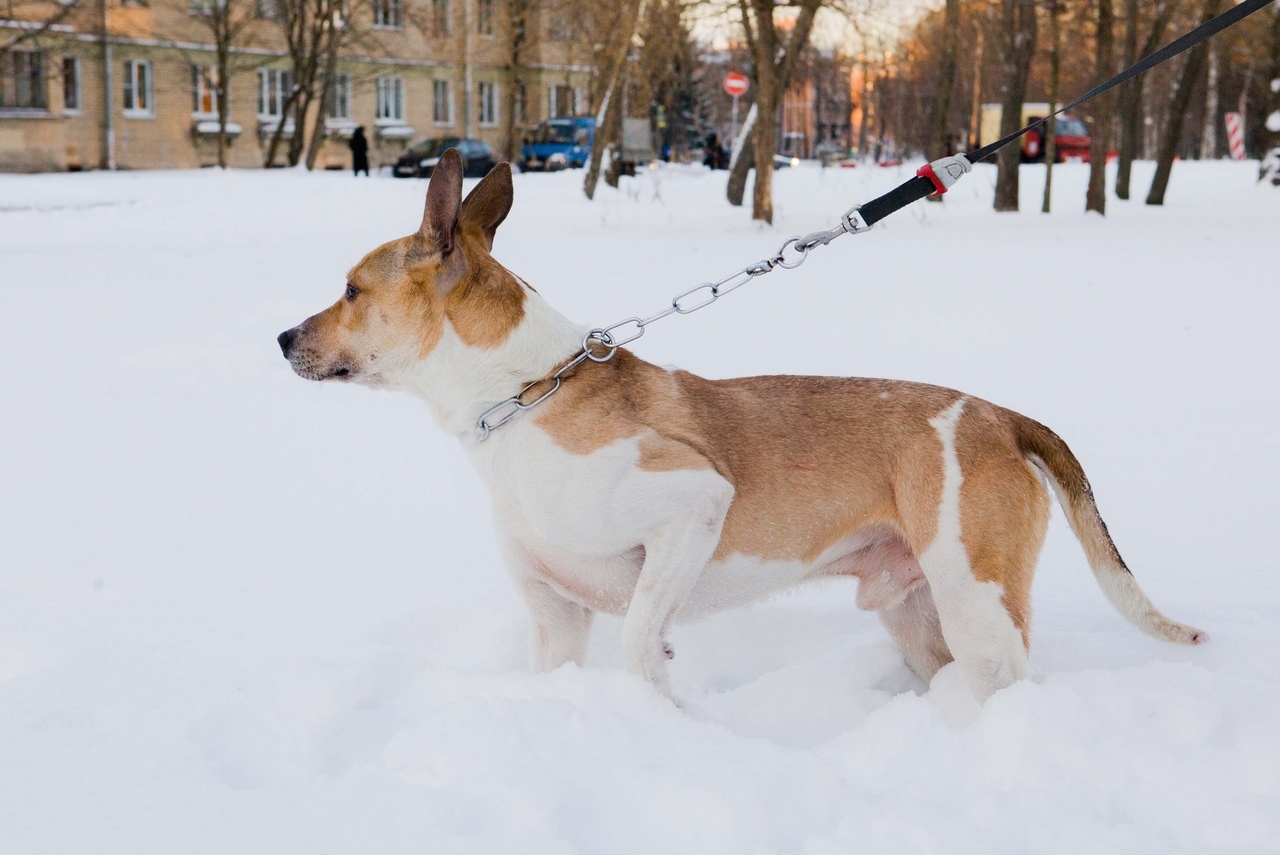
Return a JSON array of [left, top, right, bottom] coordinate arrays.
[[0, 0, 592, 172], [780, 48, 853, 160]]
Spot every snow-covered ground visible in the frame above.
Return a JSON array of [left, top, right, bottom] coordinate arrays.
[[2, 159, 1278, 854]]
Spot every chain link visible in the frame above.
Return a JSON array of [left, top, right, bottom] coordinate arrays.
[[475, 203, 873, 440]]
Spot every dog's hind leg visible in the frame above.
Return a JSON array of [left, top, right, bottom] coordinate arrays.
[[879, 583, 953, 684], [905, 399, 1049, 702]]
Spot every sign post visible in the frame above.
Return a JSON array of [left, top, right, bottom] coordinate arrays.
[[1224, 112, 1246, 160], [724, 73, 750, 142]]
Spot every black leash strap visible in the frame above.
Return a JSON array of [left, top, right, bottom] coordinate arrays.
[[857, 0, 1272, 228]]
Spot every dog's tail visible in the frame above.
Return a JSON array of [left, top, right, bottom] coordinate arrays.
[[1012, 414, 1207, 645]]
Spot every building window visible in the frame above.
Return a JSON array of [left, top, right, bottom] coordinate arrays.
[[189, 0, 227, 14], [122, 59, 153, 116], [431, 0, 450, 36], [62, 55, 81, 114], [191, 64, 219, 116], [0, 50, 47, 111], [372, 0, 402, 29], [327, 72, 351, 120], [478, 80, 497, 126], [514, 80, 525, 125], [477, 0, 494, 35], [256, 0, 279, 20], [548, 16, 569, 41], [433, 79, 453, 125], [376, 75, 404, 122], [258, 67, 292, 119], [549, 83, 574, 118]]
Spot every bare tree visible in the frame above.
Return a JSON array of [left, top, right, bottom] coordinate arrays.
[[1086, 0, 1115, 214], [726, 0, 823, 223], [1146, 0, 1221, 204], [582, 0, 645, 199], [501, 0, 539, 163], [924, 0, 960, 162], [1043, 0, 1062, 213], [265, 0, 362, 168], [1116, 0, 1179, 199], [994, 0, 1037, 211], [188, 0, 262, 169], [0, 0, 77, 55]]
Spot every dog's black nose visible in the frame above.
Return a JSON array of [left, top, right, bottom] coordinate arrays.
[[277, 329, 296, 357]]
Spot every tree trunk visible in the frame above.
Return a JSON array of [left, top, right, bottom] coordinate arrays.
[[1043, 0, 1061, 213], [1147, 0, 1221, 205], [287, 88, 314, 167], [727, 130, 754, 206], [1114, 0, 1139, 199], [1118, 0, 1180, 195], [968, 26, 984, 150], [994, 0, 1037, 212], [749, 0, 779, 224], [1200, 40, 1219, 159], [583, 0, 643, 200], [858, 54, 871, 155], [216, 24, 230, 169], [264, 85, 301, 167], [1086, 0, 1114, 215], [925, 0, 960, 161], [503, 0, 528, 163]]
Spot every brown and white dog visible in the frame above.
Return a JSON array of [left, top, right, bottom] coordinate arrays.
[[278, 150, 1205, 703]]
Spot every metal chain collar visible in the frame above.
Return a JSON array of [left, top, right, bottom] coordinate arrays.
[[475, 203, 873, 441]]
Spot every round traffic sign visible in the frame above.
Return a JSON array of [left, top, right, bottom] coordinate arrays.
[[724, 73, 750, 97]]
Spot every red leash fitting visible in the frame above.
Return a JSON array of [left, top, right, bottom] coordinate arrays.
[[917, 154, 973, 197]]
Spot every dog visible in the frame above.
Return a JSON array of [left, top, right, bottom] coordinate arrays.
[[278, 149, 1205, 703]]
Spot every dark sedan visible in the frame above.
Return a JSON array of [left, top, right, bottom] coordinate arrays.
[[393, 138, 497, 178]]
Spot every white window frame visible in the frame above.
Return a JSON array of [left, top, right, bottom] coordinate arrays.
[[433, 78, 454, 126], [191, 63, 219, 118], [326, 71, 352, 121], [478, 80, 497, 127], [477, 0, 495, 36], [62, 55, 81, 115], [431, 0, 451, 36], [375, 75, 405, 124], [257, 67, 291, 120], [122, 58, 153, 118], [549, 83, 575, 119], [1, 48, 47, 112], [372, 0, 402, 29]]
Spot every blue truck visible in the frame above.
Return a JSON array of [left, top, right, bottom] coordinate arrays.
[[520, 117, 595, 171]]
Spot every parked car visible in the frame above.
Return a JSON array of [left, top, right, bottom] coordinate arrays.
[[520, 117, 595, 171], [979, 103, 1093, 163], [1022, 115, 1091, 162], [393, 138, 497, 178]]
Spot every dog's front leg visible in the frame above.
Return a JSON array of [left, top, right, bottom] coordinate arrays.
[[621, 489, 731, 699], [502, 540, 595, 671]]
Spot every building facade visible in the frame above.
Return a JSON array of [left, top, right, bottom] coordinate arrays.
[[0, 0, 592, 172]]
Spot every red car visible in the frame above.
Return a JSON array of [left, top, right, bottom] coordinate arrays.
[[1022, 116, 1091, 163]]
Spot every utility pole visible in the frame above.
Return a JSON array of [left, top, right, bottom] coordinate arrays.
[[463, 0, 473, 137]]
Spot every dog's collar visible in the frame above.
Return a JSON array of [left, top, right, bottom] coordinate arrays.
[[474, 339, 609, 441]]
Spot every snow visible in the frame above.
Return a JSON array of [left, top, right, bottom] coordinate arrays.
[[2, 159, 1278, 853]]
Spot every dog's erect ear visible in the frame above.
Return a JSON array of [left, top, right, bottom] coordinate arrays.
[[419, 148, 463, 255], [458, 162, 513, 251]]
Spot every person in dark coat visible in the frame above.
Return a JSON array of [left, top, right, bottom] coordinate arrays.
[[349, 126, 370, 177]]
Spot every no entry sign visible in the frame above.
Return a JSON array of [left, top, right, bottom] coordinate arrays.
[[724, 73, 749, 97]]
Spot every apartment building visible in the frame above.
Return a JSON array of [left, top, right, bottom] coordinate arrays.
[[0, 0, 592, 172]]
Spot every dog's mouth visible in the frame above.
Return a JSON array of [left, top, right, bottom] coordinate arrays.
[[288, 357, 359, 382]]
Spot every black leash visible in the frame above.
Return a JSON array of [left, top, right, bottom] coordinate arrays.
[[857, 0, 1272, 227]]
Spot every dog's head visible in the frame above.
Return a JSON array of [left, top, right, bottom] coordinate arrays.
[[277, 148, 522, 389]]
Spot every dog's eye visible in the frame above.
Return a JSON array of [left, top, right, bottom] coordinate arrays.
[[346, 284, 359, 302]]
